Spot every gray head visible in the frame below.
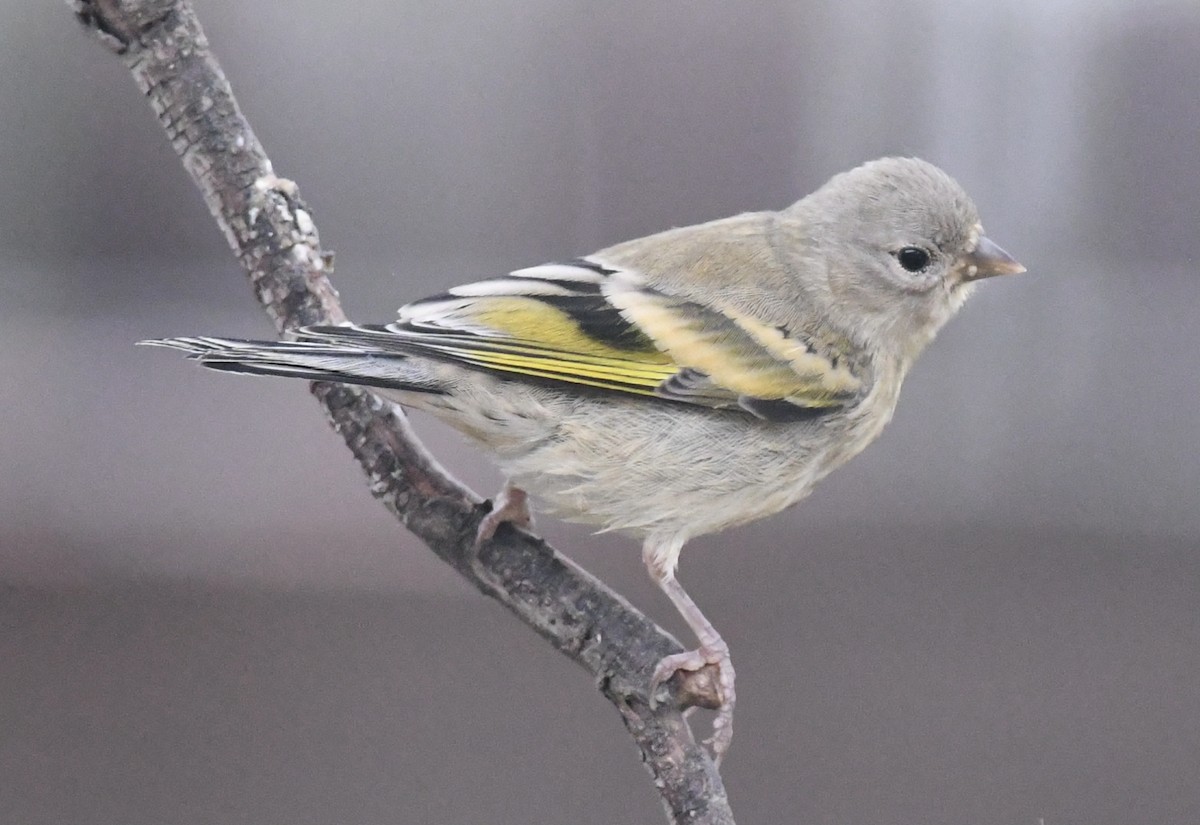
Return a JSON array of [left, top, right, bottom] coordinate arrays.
[[788, 157, 1024, 358]]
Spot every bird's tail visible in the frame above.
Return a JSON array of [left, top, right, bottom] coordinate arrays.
[[140, 335, 445, 394]]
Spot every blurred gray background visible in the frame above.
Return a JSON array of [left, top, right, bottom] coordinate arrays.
[[2, 1, 1199, 823]]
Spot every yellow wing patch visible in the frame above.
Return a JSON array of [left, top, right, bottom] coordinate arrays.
[[399, 294, 677, 394], [443, 347, 673, 396], [607, 289, 860, 408], [468, 297, 650, 360], [724, 308, 862, 401]]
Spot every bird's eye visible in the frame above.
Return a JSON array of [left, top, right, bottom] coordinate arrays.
[[896, 246, 931, 273]]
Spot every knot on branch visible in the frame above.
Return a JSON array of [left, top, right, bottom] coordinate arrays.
[[669, 665, 725, 712], [72, 0, 180, 54]]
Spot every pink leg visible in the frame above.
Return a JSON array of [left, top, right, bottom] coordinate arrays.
[[644, 539, 736, 763], [473, 481, 534, 548]]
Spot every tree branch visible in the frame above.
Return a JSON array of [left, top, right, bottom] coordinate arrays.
[[69, 2, 734, 822]]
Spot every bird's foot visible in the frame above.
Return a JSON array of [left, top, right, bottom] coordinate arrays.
[[650, 640, 736, 763], [473, 483, 533, 548]]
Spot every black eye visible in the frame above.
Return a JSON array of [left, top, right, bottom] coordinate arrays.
[[896, 246, 931, 273]]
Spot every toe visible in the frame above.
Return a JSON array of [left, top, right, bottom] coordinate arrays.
[[472, 483, 533, 548]]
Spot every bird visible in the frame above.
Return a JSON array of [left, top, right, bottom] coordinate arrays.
[[145, 156, 1025, 761]]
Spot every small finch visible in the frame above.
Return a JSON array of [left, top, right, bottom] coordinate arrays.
[[146, 157, 1025, 760]]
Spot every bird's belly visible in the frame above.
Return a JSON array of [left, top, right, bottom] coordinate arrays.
[[519, 459, 824, 539], [496, 401, 839, 539], [416, 372, 899, 542]]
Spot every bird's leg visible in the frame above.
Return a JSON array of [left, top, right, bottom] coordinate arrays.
[[473, 480, 534, 548], [643, 537, 736, 762]]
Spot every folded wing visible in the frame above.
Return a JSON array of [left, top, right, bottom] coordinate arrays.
[[299, 258, 864, 422]]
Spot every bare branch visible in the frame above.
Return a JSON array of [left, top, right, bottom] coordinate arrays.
[[69, 2, 734, 822]]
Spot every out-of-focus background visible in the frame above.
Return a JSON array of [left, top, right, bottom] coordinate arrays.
[[3, 1, 1198, 823]]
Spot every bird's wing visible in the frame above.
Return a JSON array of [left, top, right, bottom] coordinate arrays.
[[302, 258, 863, 422]]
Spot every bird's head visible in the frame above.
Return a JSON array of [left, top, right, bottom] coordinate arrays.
[[790, 156, 1025, 361]]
